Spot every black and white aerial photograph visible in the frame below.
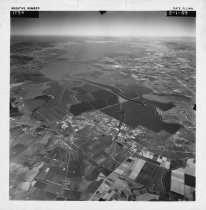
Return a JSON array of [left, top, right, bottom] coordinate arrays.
[[10, 11, 196, 201]]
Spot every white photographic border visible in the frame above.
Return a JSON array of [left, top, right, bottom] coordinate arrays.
[[0, 0, 205, 210]]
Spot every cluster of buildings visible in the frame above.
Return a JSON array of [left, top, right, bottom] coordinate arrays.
[[57, 111, 144, 150]]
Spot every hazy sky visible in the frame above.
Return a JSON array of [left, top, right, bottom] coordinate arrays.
[[11, 11, 196, 37]]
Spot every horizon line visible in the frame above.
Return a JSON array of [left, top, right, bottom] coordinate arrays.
[[10, 34, 196, 38]]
